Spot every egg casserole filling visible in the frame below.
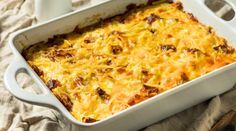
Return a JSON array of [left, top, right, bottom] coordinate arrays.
[[23, 0, 236, 123]]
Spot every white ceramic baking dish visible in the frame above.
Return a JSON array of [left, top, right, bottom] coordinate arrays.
[[4, 0, 236, 131]]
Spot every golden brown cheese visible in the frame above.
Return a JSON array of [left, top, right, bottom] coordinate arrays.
[[23, 1, 236, 123]]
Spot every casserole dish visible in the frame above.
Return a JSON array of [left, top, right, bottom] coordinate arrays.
[[4, 0, 236, 130]]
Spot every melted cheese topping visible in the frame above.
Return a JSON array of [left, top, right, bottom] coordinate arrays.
[[23, 1, 236, 123]]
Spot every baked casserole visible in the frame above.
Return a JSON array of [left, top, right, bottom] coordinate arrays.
[[23, 0, 236, 123]]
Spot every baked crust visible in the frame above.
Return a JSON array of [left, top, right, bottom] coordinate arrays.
[[23, 1, 236, 123]]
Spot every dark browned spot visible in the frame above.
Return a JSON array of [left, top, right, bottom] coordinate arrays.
[[150, 29, 156, 34], [47, 79, 61, 89], [55, 50, 73, 58], [188, 13, 198, 22], [145, 13, 161, 24], [181, 72, 189, 83], [208, 27, 214, 33], [55, 93, 73, 111], [174, 2, 183, 10], [141, 70, 152, 83], [141, 70, 149, 76], [126, 3, 137, 10], [106, 58, 112, 65], [142, 84, 159, 97], [84, 37, 95, 44], [111, 45, 123, 54], [96, 87, 110, 103], [117, 66, 126, 73], [167, 34, 173, 38], [74, 76, 84, 86], [67, 60, 76, 64], [97, 68, 113, 74], [82, 117, 97, 123], [213, 44, 235, 54], [160, 44, 176, 52], [48, 50, 73, 61], [186, 48, 202, 54], [31, 65, 43, 76]]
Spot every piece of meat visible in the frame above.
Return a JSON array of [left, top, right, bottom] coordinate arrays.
[[84, 37, 95, 44], [31, 65, 43, 76], [141, 84, 159, 97], [188, 13, 198, 22], [47, 79, 61, 89], [55, 93, 73, 111], [145, 13, 161, 24], [111, 45, 123, 54], [74, 76, 85, 86], [186, 48, 202, 54], [96, 87, 110, 103], [160, 44, 177, 52], [82, 117, 97, 123], [213, 44, 235, 54]]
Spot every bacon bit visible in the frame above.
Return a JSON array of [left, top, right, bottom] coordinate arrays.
[[54, 50, 73, 58], [141, 70, 149, 76], [117, 66, 126, 73], [167, 34, 173, 38], [188, 13, 198, 22], [82, 117, 97, 123], [141, 70, 151, 83], [213, 44, 235, 54], [111, 45, 123, 54], [74, 76, 84, 86], [174, 2, 183, 10], [208, 27, 214, 33], [55, 93, 73, 111], [73, 92, 81, 100], [48, 50, 73, 61], [47, 79, 61, 89], [161, 44, 176, 52], [106, 58, 112, 65], [141, 84, 159, 97], [97, 68, 113, 73], [67, 60, 76, 64], [31, 65, 43, 76], [181, 72, 189, 82], [126, 4, 137, 10], [84, 37, 95, 44], [96, 87, 110, 103], [145, 13, 161, 24], [186, 48, 202, 54], [149, 29, 156, 34]]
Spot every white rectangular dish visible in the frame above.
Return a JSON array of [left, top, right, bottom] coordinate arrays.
[[4, 0, 236, 131]]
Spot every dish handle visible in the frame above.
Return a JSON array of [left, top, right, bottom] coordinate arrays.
[[4, 57, 56, 107], [226, 0, 236, 28], [198, 0, 236, 29]]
